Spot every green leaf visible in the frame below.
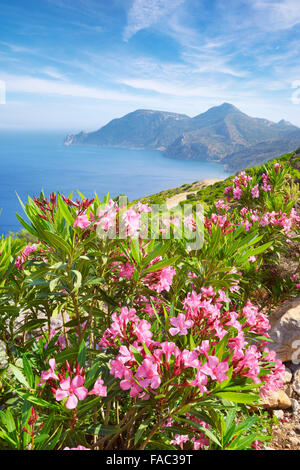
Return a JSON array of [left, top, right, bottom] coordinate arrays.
[[57, 194, 75, 227], [5, 409, 16, 434], [18, 393, 61, 411], [142, 256, 179, 275], [9, 364, 30, 388], [15, 213, 38, 238], [77, 340, 86, 368], [22, 355, 34, 388], [72, 270, 82, 290], [43, 231, 72, 255], [214, 391, 258, 404], [173, 415, 221, 448]]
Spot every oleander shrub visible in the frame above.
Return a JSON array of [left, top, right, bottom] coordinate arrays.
[[0, 160, 299, 450]]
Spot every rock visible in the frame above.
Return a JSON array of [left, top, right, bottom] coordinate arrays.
[[294, 369, 300, 382], [273, 410, 284, 420], [284, 384, 293, 397], [268, 297, 300, 362], [294, 425, 300, 435], [291, 398, 300, 414], [260, 390, 292, 410], [293, 380, 300, 396], [287, 436, 300, 446], [283, 367, 293, 383], [293, 369, 300, 396]]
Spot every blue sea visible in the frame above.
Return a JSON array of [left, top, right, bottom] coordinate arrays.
[[0, 131, 229, 235]]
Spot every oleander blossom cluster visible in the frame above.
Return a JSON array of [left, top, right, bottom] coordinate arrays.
[[100, 287, 284, 406], [240, 207, 300, 235], [38, 359, 107, 409], [73, 199, 153, 238], [15, 244, 40, 270]]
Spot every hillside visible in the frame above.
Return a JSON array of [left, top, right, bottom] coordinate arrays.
[[136, 150, 300, 208], [65, 103, 300, 171]]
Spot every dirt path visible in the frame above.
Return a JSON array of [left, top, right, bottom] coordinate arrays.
[[166, 178, 224, 210]]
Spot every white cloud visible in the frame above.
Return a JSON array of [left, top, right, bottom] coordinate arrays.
[[42, 68, 67, 81], [120, 78, 230, 98], [3, 74, 140, 102], [252, 0, 300, 30], [123, 0, 185, 40]]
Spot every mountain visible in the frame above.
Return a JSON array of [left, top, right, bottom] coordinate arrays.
[[64, 104, 300, 171], [64, 109, 192, 150]]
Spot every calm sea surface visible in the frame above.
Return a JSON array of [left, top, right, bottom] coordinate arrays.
[[0, 131, 229, 235]]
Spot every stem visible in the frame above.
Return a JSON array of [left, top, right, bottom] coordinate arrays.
[[139, 421, 161, 450], [92, 407, 137, 450]]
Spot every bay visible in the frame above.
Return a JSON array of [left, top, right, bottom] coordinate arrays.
[[0, 131, 229, 235]]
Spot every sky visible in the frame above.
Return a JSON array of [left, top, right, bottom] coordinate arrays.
[[0, 0, 300, 131]]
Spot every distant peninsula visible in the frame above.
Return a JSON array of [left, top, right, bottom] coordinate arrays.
[[64, 103, 300, 172]]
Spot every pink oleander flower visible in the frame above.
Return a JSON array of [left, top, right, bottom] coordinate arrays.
[[170, 434, 190, 449], [251, 185, 259, 199], [55, 375, 88, 409], [137, 201, 151, 213], [169, 314, 194, 336], [15, 244, 38, 270], [251, 440, 263, 450], [249, 256, 256, 263], [184, 213, 196, 232], [262, 183, 272, 192], [201, 286, 216, 298], [201, 356, 229, 383], [214, 199, 229, 211], [274, 162, 282, 173], [233, 187, 242, 200], [224, 186, 233, 194], [182, 349, 200, 369], [73, 214, 90, 229], [122, 208, 141, 236], [64, 445, 90, 450], [135, 357, 161, 390], [88, 378, 107, 397], [118, 262, 135, 279], [39, 358, 58, 385], [57, 334, 67, 350], [216, 289, 230, 303]]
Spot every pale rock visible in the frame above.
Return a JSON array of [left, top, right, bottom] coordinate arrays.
[[295, 425, 300, 435], [273, 409, 284, 420], [268, 297, 300, 362], [288, 436, 300, 446], [283, 367, 293, 384], [293, 379, 300, 396], [291, 398, 300, 414], [284, 384, 293, 397], [260, 389, 292, 410]]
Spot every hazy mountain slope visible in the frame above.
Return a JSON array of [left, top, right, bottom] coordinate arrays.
[[164, 104, 299, 162], [223, 129, 300, 172], [64, 103, 300, 171], [65, 109, 192, 150]]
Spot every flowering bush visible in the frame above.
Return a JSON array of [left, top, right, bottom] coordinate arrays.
[[0, 157, 299, 450]]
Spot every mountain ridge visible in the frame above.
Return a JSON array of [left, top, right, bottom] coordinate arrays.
[[64, 104, 300, 171]]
